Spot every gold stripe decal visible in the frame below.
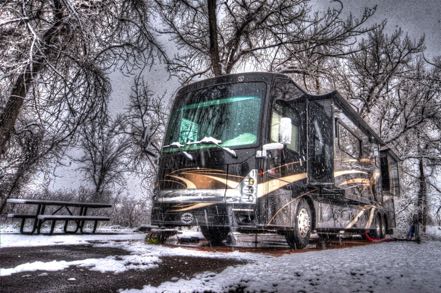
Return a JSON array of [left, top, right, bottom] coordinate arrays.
[[334, 170, 368, 177], [165, 172, 241, 189], [257, 172, 307, 198], [168, 175, 197, 189], [366, 207, 376, 228], [203, 175, 240, 189], [339, 178, 370, 186], [172, 202, 215, 212], [345, 205, 374, 229]]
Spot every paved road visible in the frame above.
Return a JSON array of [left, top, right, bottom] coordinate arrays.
[[0, 235, 394, 293], [0, 244, 246, 293]]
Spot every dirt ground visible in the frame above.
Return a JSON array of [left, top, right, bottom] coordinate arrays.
[[0, 235, 387, 293], [0, 244, 246, 293]]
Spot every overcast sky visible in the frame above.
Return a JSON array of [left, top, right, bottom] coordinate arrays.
[[315, 0, 440, 57], [108, 0, 441, 113], [49, 0, 440, 194]]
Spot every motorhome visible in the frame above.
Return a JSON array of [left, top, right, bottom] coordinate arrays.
[[151, 72, 399, 248]]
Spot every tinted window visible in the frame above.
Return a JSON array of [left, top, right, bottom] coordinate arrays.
[[338, 122, 361, 159], [163, 82, 265, 151], [270, 101, 300, 152], [380, 155, 390, 191], [308, 100, 333, 183], [380, 152, 400, 196]]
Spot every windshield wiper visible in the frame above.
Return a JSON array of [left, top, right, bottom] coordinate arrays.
[[187, 136, 238, 158], [162, 141, 194, 160]]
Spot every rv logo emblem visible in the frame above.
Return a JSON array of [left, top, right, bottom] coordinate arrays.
[[181, 212, 194, 224]]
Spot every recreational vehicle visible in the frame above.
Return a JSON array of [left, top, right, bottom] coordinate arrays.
[[151, 72, 399, 248]]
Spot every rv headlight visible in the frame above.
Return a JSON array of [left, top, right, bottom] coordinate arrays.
[[240, 169, 258, 203]]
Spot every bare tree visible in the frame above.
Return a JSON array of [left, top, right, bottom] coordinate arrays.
[[74, 115, 131, 201], [336, 26, 425, 119], [0, 0, 162, 207], [0, 123, 45, 200], [373, 56, 441, 234], [124, 74, 169, 182], [154, 0, 376, 83], [112, 196, 150, 227]]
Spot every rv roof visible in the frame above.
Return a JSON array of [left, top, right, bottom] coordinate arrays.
[[178, 72, 384, 145]]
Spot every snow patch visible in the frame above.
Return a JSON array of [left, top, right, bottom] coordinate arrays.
[[0, 253, 161, 277], [0, 232, 145, 248], [1, 260, 74, 277], [426, 225, 441, 240]]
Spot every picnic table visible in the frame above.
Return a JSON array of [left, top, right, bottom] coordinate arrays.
[[6, 198, 112, 235]]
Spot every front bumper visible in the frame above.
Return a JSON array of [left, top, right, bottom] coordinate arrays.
[[151, 202, 257, 228], [151, 203, 229, 227]]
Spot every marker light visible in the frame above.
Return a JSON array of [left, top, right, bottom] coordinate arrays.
[[240, 169, 258, 203]]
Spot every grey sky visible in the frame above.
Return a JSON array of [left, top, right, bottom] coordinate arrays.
[[315, 0, 440, 57], [50, 0, 440, 194]]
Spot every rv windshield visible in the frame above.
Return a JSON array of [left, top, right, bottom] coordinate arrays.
[[163, 82, 266, 152]]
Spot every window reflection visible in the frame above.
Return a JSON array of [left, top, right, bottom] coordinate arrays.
[[338, 123, 361, 159], [164, 82, 265, 151], [270, 101, 300, 152]]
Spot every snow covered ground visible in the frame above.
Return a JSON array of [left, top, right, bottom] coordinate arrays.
[[0, 223, 144, 248], [0, 232, 145, 248], [121, 240, 441, 293], [1, 228, 441, 292], [426, 225, 441, 239]]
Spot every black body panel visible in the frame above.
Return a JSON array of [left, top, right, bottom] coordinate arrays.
[[152, 72, 397, 238]]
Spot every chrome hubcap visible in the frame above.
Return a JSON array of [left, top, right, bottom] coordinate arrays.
[[297, 208, 311, 238]]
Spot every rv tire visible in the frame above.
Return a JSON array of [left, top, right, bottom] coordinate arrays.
[[285, 199, 312, 249], [364, 213, 382, 239], [200, 226, 229, 245], [380, 215, 387, 239]]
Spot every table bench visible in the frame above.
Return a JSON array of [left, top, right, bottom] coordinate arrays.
[[6, 198, 112, 235]]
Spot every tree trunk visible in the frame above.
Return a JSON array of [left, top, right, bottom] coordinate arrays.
[[207, 0, 222, 76], [0, 0, 64, 157], [417, 156, 427, 235], [0, 66, 36, 156], [436, 205, 441, 226]]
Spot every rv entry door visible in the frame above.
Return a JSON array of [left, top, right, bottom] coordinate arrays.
[[307, 100, 334, 185]]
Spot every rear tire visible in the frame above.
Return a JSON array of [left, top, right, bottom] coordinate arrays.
[[380, 215, 387, 239], [365, 213, 382, 239], [285, 199, 312, 249], [200, 226, 229, 245]]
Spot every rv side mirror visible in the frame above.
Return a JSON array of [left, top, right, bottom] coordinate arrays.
[[279, 117, 292, 145], [263, 142, 284, 151], [256, 142, 284, 158]]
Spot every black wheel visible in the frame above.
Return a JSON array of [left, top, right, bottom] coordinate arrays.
[[285, 199, 312, 249], [200, 226, 229, 245], [367, 213, 382, 239], [380, 216, 387, 239]]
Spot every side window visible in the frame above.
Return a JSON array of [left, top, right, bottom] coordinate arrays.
[[337, 122, 361, 159], [389, 158, 400, 196], [380, 151, 400, 196], [270, 101, 300, 153], [313, 119, 324, 156]]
